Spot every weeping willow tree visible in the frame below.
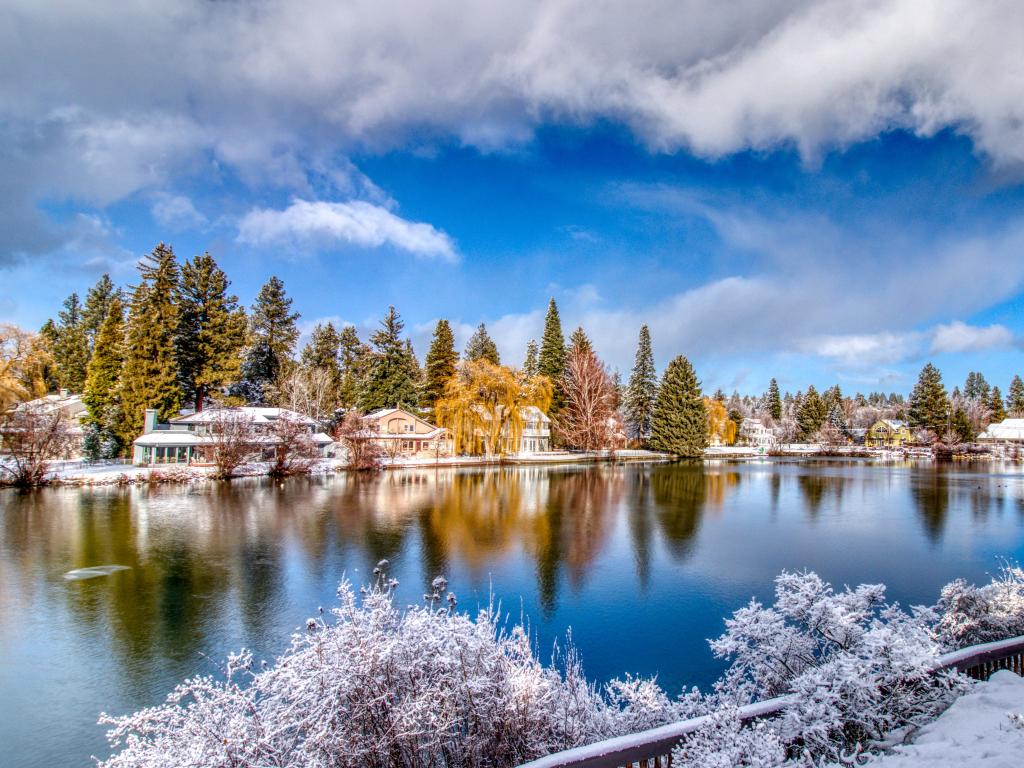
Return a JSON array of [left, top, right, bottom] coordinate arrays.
[[436, 360, 552, 456], [1, 324, 51, 410]]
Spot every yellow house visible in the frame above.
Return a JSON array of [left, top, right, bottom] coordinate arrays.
[[865, 419, 912, 448]]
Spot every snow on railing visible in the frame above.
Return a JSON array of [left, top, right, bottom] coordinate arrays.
[[517, 634, 1024, 768]]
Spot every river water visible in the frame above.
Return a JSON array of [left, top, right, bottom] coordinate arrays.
[[2, 459, 1023, 767]]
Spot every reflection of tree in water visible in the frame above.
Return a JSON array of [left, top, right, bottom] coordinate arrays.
[[626, 469, 653, 589], [796, 471, 845, 519], [911, 470, 950, 542], [649, 462, 706, 561]]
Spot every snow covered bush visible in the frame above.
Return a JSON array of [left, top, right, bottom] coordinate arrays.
[[672, 709, 786, 768], [98, 563, 675, 768], [935, 563, 1024, 648]]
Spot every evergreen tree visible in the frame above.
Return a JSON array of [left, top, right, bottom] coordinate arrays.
[[649, 355, 708, 458], [338, 325, 371, 410], [176, 253, 246, 410], [766, 378, 782, 420], [421, 319, 457, 416], [82, 274, 118, 352], [299, 321, 343, 410], [1009, 375, 1024, 417], [990, 386, 1007, 423], [119, 243, 182, 443], [83, 294, 126, 453], [623, 324, 657, 444], [523, 339, 539, 378], [358, 306, 419, 412], [54, 292, 90, 392], [797, 385, 827, 440], [951, 407, 974, 443], [464, 323, 500, 364], [239, 276, 300, 404], [908, 363, 949, 437], [538, 298, 566, 415], [964, 371, 990, 403], [37, 319, 61, 392], [568, 326, 592, 355]]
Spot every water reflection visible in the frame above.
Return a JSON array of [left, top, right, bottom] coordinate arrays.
[[2, 461, 1024, 768]]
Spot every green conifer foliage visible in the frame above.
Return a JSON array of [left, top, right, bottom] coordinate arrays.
[[539, 298, 566, 415], [523, 339, 539, 378], [797, 385, 827, 440], [766, 378, 782, 421], [624, 324, 658, 444], [990, 386, 1007, 423], [464, 323, 500, 364], [240, 276, 300, 404], [119, 243, 182, 443], [338, 325, 371, 410], [358, 306, 419, 412], [908, 363, 950, 437], [82, 274, 118, 352], [1009, 375, 1024, 417], [568, 326, 592, 355], [421, 319, 457, 416], [176, 253, 246, 410], [299, 322, 343, 411], [649, 355, 708, 458], [83, 294, 126, 453], [951, 407, 974, 443], [54, 292, 90, 392]]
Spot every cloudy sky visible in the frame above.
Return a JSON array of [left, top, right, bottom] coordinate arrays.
[[2, 0, 1023, 395]]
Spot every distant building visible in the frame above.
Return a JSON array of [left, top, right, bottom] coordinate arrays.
[[362, 408, 450, 458], [865, 419, 912, 448], [977, 418, 1024, 445], [739, 418, 776, 449], [6, 391, 88, 459], [514, 406, 552, 453], [132, 407, 335, 465]]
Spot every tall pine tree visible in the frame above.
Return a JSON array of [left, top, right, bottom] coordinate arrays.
[[83, 294, 126, 452], [990, 386, 1007, 423], [421, 319, 457, 417], [176, 252, 246, 410], [239, 276, 299, 405], [766, 378, 782, 421], [338, 325, 371, 410], [624, 324, 657, 444], [464, 323, 500, 364], [82, 274, 118, 353], [649, 355, 708, 458], [358, 306, 419, 412], [568, 326, 592, 355], [797, 385, 827, 440], [119, 243, 182, 443], [539, 298, 566, 416], [523, 339, 539, 378], [299, 322, 343, 410], [908, 363, 949, 437], [54, 292, 90, 392], [1008, 375, 1024, 417]]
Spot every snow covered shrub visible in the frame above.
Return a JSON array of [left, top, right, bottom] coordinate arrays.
[[671, 709, 786, 768], [706, 571, 966, 764], [935, 563, 1024, 649], [99, 563, 674, 768]]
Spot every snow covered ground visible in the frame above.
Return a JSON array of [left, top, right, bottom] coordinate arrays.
[[846, 671, 1024, 767]]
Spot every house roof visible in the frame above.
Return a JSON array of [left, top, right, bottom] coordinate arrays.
[[172, 407, 318, 426], [134, 430, 335, 447], [363, 407, 443, 431], [978, 418, 1024, 441]]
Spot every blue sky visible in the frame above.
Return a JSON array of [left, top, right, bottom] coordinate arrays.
[[2, 0, 1023, 396]]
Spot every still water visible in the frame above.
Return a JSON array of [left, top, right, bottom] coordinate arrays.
[[2, 460, 1024, 767]]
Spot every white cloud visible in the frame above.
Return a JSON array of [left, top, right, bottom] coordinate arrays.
[[798, 331, 926, 368], [151, 194, 207, 230], [930, 321, 1014, 354], [236, 199, 457, 261]]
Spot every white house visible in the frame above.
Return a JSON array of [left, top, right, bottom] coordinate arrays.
[[977, 418, 1024, 445], [515, 406, 552, 453], [739, 418, 777, 449], [8, 391, 89, 458], [132, 407, 335, 465]]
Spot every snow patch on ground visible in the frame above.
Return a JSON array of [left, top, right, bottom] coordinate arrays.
[[852, 671, 1024, 767]]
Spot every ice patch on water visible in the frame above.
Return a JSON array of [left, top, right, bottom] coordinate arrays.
[[63, 565, 130, 581]]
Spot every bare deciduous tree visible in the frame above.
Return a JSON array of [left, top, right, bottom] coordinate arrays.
[[206, 410, 256, 479], [0, 403, 73, 486], [278, 366, 337, 424], [268, 412, 320, 478], [336, 411, 383, 471], [555, 346, 616, 451]]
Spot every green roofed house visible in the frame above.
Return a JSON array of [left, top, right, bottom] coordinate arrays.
[[132, 407, 335, 465]]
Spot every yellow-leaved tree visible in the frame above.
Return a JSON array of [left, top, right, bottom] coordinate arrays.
[[436, 360, 552, 456], [1, 324, 51, 411], [705, 397, 737, 446]]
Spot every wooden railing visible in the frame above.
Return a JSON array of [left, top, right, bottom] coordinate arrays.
[[517, 634, 1024, 768]]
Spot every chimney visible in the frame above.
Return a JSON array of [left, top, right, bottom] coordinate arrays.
[[143, 409, 159, 433]]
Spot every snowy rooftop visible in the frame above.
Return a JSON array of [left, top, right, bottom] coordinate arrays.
[[171, 407, 317, 426], [978, 418, 1024, 441]]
